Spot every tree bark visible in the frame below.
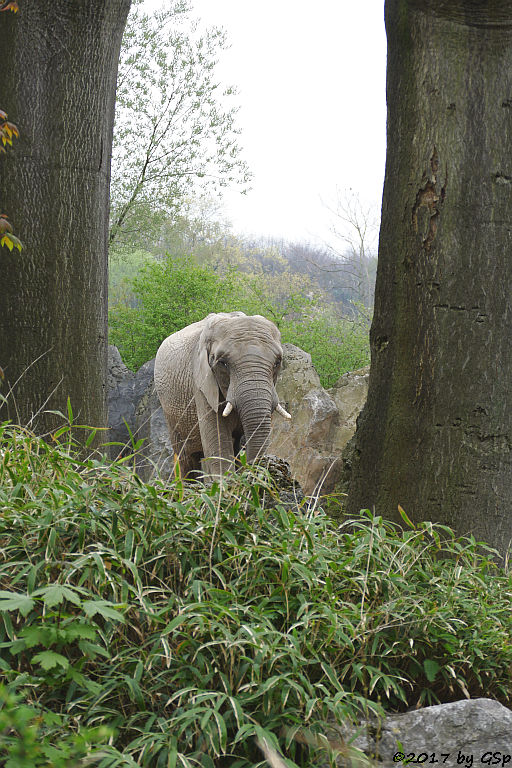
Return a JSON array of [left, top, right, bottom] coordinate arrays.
[[0, 0, 130, 437], [346, 0, 512, 556]]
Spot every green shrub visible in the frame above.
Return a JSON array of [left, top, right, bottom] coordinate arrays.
[[108, 254, 239, 370], [1, 422, 512, 766], [108, 251, 369, 385], [281, 314, 370, 387], [0, 685, 112, 768], [109, 247, 155, 308]]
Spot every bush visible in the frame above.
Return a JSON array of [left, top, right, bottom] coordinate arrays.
[[108, 254, 239, 370], [1, 423, 512, 766], [109, 247, 155, 308], [281, 314, 370, 388], [108, 251, 370, 385]]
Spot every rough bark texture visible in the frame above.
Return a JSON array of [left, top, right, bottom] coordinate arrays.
[[0, 0, 130, 435], [346, 0, 512, 555]]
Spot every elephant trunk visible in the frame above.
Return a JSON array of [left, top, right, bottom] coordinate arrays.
[[241, 408, 273, 463], [231, 374, 275, 463]]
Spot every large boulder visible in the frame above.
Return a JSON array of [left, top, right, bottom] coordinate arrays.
[[133, 382, 174, 480], [107, 346, 155, 456], [328, 366, 370, 452], [107, 344, 370, 492], [333, 698, 512, 767], [268, 344, 369, 495]]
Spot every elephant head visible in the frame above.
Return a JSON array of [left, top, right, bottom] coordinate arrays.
[[193, 312, 290, 465]]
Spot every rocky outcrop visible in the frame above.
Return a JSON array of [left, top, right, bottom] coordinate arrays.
[[269, 344, 369, 496], [107, 344, 369, 492], [333, 698, 512, 767], [107, 346, 155, 455], [133, 382, 174, 479]]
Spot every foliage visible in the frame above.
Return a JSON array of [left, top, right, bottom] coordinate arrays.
[[108, 253, 239, 369], [1, 5, 22, 250], [0, 109, 22, 251], [0, 213, 22, 252], [1, 422, 512, 766], [0, 2, 18, 14], [108, 246, 370, 384], [109, 247, 156, 308], [281, 313, 370, 388], [110, 0, 250, 247], [230, 270, 319, 329], [0, 685, 113, 768]]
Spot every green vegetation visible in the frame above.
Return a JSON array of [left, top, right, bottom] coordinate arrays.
[[2, 422, 512, 766], [109, 248, 155, 308], [108, 250, 370, 386], [281, 315, 370, 388], [111, 1, 250, 248], [109, 254, 240, 370]]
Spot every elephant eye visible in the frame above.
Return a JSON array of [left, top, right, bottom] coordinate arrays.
[[217, 358, 228, 369], [274, 357, 282, 369]]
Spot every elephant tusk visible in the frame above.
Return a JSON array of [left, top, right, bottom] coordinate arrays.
[[222, 401, 234, 417], [276, 403, 291, 419]]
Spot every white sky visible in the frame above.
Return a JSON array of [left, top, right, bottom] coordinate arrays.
[[146, 0, 388, 248]]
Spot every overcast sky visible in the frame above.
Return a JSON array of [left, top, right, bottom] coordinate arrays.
[[146, 1, 388, 248]]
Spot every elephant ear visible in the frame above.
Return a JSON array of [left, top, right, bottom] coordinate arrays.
[[194, 327, 220, 413]]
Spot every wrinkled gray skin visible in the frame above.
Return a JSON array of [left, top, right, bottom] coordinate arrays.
[[154, 312, 290, 478]]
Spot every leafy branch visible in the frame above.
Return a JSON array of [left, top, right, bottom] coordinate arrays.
[[0, 80, 22, 252], [110, 0, 251, 248]]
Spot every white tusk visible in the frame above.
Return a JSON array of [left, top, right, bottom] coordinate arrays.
[[222, 401, 233, 417], [276, 403, 291, 419]]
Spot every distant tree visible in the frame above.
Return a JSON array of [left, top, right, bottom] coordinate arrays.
[[0, 0, 130, 436], [282, 240, 356, 310], [347, 0, 512, 558], [110, 0, 250, 247], [109, 248, 155, 308], [315, 188, 379, 312], [235, 270, 319, 328]]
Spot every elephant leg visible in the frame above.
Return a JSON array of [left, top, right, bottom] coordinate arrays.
[[196, 401, 235, 478], [163, 411, 201, 479]]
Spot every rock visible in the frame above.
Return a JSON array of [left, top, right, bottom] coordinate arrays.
[[328, 366, 370, 454], [269, 345, 369, 496], [134, 381, 174, 481], [107, 346, 155, 456], [108, 345, 134, 391], [332, 698, 512, 767]]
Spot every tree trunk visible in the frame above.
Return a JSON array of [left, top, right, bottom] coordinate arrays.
[[346, 0, 512, 556], [0, 0, 130, 438]]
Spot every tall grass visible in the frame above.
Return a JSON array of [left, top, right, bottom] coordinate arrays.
[[1, 422, 512, 766]]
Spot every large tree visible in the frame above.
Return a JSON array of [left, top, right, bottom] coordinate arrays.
[[110, 0, 250, 248], [347, 0, 512, 556], [0, 0, 130, 436]]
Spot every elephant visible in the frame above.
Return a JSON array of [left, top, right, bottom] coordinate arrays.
[[154, 311, 291, 478]]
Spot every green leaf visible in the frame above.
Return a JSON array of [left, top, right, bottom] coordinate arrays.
[[32, 650, 69, 671], [83, 599, 126, 623], [78, 639, 110, 659], [0, 590, 35, 617], [64, 622, 98, 641], [423, 659, 441, 683], [398, 504, 416, 530], [32, 584, 82, 609]]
